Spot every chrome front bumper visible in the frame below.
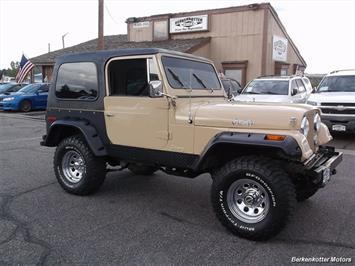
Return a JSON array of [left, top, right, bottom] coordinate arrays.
[[305, 146, 343, 187]]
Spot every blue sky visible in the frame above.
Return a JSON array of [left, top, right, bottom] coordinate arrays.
[[0, 0, 354, 73]]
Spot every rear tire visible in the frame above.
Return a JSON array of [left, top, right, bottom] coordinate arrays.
[[20, 100, 32, 112], [211, 156, 296, 240], [54, 135, 106, 195], [128, 163, 158, 175]]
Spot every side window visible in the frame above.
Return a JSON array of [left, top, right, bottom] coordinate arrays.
[[148, 58, 159, 81], [55, 62, 98, 100], [290, 80, 298, 95], [108, 58, 158, 97], [295, 79, 306, 93]]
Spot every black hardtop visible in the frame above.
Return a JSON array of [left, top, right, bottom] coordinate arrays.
[[56, 48, 209, 65]]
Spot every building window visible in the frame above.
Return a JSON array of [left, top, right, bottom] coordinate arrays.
[[222, 61, 248, 87], [153, 20, 169, 41], [275, 62, 289, 76], [55, 62, 98, 100]]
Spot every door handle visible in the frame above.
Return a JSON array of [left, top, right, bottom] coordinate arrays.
[[106, 112, 114, 117]]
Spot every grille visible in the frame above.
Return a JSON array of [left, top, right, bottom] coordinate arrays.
[[321, 102, 355, 107], [321, 108, 355, 115]]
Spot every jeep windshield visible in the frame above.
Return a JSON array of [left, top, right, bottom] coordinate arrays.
[[161, 56, 221, 91], [316, 76, 355, 93], [243, 80, 289, 95]]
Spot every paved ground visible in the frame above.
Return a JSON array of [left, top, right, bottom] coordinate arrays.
[[0, 111, 354, 265]]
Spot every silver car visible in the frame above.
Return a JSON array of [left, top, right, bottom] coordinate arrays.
[[234, 76, 309, 103]]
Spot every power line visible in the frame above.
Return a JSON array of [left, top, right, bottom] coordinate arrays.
[[105, 3, 119, 25]]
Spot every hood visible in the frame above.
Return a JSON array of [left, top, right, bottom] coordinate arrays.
[[175, 99, 315, 130], [308, 92, 355, 103], [234, 94, 292, 103]]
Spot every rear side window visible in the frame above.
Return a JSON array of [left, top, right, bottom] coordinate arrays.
[[295, 79, 306, 93], [55, 62, 98, 100]]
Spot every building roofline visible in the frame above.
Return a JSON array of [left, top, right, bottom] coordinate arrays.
[[127, 2, 307, 67], [127, 3, 270, 22]]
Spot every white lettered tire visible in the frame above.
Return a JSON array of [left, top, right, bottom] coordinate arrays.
[[54, 135, 106, 195], [211, 156, 296, 240]]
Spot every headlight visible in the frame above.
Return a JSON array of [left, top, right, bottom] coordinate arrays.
[[307, 101, 318, 106], [313, 134, 318, 145], [314, 113, 321, 131], [3, 97, 15, 101], [300, 117, 309, 136]]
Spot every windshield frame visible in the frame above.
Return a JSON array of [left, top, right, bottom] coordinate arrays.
[[161, 55, 222, 92]]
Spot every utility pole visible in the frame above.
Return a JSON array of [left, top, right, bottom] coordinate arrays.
[[62, 32, 69, 49], [98, 0, 104, 50]]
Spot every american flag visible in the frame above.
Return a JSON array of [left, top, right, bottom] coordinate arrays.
[[15, 54, 35, 83]]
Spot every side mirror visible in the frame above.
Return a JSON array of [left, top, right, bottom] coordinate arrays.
[[312, 87, 317, 93], [237, 88, 243, 94], [291, 88, 298, 96], [149, 80, 163, 98]]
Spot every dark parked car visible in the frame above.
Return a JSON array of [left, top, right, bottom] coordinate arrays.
[[0, 83, 50, 112], [0, 83, 25, 102]]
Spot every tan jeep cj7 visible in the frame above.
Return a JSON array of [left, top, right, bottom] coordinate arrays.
[[41, 48, 342, 240]]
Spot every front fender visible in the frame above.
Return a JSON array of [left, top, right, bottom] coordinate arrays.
[[193, 132, 302, 171]]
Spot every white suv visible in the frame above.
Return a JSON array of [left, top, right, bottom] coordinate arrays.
[[307, 70, 355, 132], [234, 76, 309, 103]]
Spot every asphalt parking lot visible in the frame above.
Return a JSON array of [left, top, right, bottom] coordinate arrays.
[[0, 111, 354, 265]]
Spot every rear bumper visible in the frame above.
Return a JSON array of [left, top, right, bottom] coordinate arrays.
[[305, 146, 343, 187]]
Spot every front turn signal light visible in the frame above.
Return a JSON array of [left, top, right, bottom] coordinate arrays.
[[265, 134, 286, 141]]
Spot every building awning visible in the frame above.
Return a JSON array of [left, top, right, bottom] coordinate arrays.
[[30, 34, 210, 65]]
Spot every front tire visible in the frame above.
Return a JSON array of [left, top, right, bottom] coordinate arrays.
[[211, 156, 296, 240], [20, 100, 32, 112], [54, 135, 106, 195]]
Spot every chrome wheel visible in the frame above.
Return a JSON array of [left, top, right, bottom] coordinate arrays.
[[227, 178, 270, 223], [61, 150, 85, 183]]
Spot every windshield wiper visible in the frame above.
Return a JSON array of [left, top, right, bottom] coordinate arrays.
[[192, 73, 213, 93], [167, 68, 185, 87]]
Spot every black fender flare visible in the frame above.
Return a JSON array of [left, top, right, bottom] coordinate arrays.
[[193, 132, 302, 171], [42, 120, 107, 156]]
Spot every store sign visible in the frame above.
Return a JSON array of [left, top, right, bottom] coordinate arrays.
[[133, 21, 150, 28], [272, 35, 288, 62], [170, 15, 208, 33]]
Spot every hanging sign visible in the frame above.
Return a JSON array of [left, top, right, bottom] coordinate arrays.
[[170, 15, 208, 33], [272, 35, 288, 62]]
